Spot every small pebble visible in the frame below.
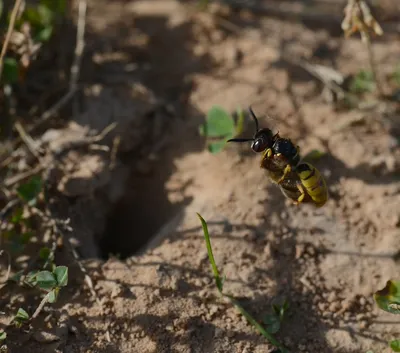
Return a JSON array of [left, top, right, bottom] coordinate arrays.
[[32, 331, 60, 343], [359, 296, 367, 306], [327, 292, 337, 303], [329, 301, 342, 313]]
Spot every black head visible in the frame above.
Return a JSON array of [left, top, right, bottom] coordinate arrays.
[[272, 138, 300, 165], [227, 106, 275, 153]]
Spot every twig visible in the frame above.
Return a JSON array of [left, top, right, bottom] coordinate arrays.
[[363, 29, 384, 97], [29, 87, 77, 134], [31, 291, 51, 320], [15, 0, 86, 134], [3, 164, 44, 187], [70, 0, 87, 118], [0, 0, 23, 82], [0, 198, 20, 222], [53, 122, 117, 158], [14, 121, 44, 165], [70, 0, 87, 91], [109, 136, 121, 170], [0, 250, 11, 284]]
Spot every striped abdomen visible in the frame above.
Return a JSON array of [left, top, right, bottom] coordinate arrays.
[[296, 163, 328, 207]]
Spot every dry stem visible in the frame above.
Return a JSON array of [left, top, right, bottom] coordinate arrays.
[[0, 0, 23, 82]]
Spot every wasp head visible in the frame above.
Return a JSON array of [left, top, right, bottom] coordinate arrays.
[[227, 106, 275, 153], [251, 128, 274, 153]]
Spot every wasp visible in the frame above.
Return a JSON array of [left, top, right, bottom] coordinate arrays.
[[227, 107, 328, 207]]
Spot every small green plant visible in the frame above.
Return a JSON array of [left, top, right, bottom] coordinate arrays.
[[392, 64, 400, 87], [16, 175, 43, 205], [10, 266, 68, 328], [374, 280, 400, 352], [341, 0, 384, 96], [12, 308, 29, 328], [2, 175, 69, 326], [349, 70, 375, 94], [32, 265, 69, 303], [199, 105, 244, 154], [1, 0, 67, 85], [197, 213, 289, 352], [263, 300, 290, 334], [2, 176, 43, 255]]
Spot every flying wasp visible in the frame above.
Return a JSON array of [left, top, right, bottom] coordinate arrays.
[[227, 107, 328, 207]]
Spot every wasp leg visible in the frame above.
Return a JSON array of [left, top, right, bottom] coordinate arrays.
[[293, 182, 306, 205], [277, 164, 292, 184], [265, 148, 273, 158]]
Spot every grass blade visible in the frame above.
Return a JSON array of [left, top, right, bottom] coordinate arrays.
[[197, 213, 289, 352], [196, 213, 224, 292], [226, 294, 288, 352]]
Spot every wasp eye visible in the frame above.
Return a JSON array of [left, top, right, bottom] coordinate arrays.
[[252, 138, 267, 153]]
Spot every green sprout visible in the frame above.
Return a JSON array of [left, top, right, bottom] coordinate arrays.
[[199, 105, 245, 154], [16, 175, 43, 205], [12, 308, 29, 328], [374, 280, 400, 351], [197, 213, 289, 352], [349, 70, 375, 94], [263, 300, 290, 334]]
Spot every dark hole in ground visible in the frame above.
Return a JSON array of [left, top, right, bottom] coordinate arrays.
[[97, 112, 202, 260], [98, 169, 193, 260]]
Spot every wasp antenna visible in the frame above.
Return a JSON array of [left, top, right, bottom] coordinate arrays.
[[227, 138, 254, 143], [248, 106, 259, 132]]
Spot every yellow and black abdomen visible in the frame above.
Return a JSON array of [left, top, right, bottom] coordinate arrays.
[[296, 162, 328, 207]]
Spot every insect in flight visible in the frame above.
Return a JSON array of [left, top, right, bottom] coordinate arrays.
[[227, 107, 328, 207]]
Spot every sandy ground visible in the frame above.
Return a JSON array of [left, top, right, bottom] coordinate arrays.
[[1, 1, 400, 352]]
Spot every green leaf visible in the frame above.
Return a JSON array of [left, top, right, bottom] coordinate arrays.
[[23, 7, 43, 28], [2, 57, 19, 84], [16, 175, 42, 203], [39, 247, 51, 260], [53, 266, 68, 287], [302, 149, 326, 162], [36, 26, 53, 42], [36, 271, 57, 290], [203, 106, 235, 138], [41, 0, 67, 15], [0, 330, 6, 341], [37, 4, 54, 25], [263, 314, 281, 334], [21, 232, 33, 244], [392, 64, 400, 86], [11, 207, 24, 224], [390, 340, 400, 352], [24, 270, 39, 287], [197, 213, 223, 293], [15, 308, 29, 322], [349, 70, 375, 94], [48, 288, 59, 303], [374, 280, 400, 314], [208, 140, 227, 154], [272, 304, 280, 316]]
